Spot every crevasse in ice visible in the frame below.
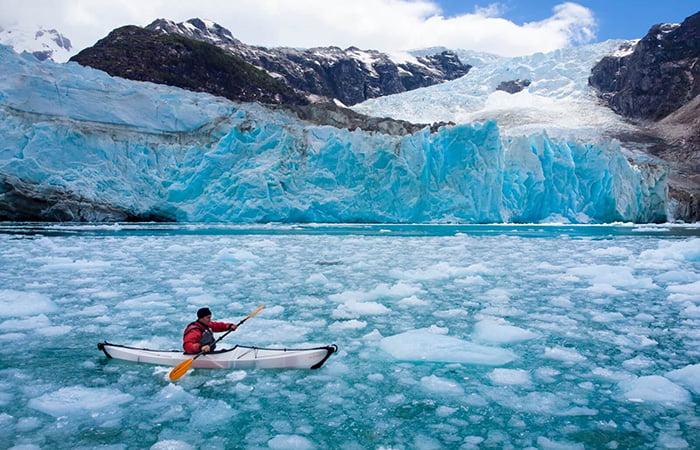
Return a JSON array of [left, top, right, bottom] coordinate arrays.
[[0, 44, 668, 223]]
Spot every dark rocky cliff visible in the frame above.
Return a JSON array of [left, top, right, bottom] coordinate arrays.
[[70, 26, 309, 106], [146, 19, 471, 106], [589, 12, 700, 121], [589, 11, 700, 221]]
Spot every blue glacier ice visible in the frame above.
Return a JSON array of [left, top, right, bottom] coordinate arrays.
[[0, 44, 668, 223]]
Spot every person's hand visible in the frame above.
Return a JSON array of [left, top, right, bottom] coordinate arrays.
[[201, 345, 211, 353], [228, 324, 237, 331]]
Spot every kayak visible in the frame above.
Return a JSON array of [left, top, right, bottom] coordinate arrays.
[[97, 342, 337, 370]]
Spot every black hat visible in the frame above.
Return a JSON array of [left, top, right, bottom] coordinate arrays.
[[197, 307, 212, 319]]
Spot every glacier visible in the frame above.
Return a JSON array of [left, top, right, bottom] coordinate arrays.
[[0, 44, 668, 223], [358, 41, 640, 140]]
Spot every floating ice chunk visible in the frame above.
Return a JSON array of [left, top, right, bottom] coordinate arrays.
[[561, 406, 598, 416], [0, 332, 25, 341], [591, 367, 635, 383], [398, 295, 429, 307], [414, 434, 442, 449], [267, 434, 315, 450], [436, 406, 457, 417], [328, 319, 367, 331], [0, 314, 51, 331], [618, 376, 691, 404], [116, 293, 170, 310], [225, 370, 248, 382], [420, 375, 465, 396], [216, 248, 259, 262], [380, 329, 516, 365], [537, 436, 585, 450], [667, 280, 700, 299], [367, 373, 384, 382], [28, 386, 133, 417], [655, 270, 700, 284], [37, 325, 72, 336], [0, 290, 57, 317], [622, 356, 655, 371], [657, 433, 689, 449], [666, 364, 700, 394], [638, 238, 700, 265], [488, 368, 531, 385], [472, 318, 539, 344], [454, 275, 487, 285], [682, 304, 700, 317], [590, 311, 626, 323], [589, 246, 632, 258], [549, 296, 573, 307], [329, 282, 424, 303], [463, 436, 485, 447], [543, 346, 586, 362], [332, 301, 390, 318], [16, 416, 42, 432], [613, 333, 657, 349], [76, 305, 109, 316], [567, 265, 656, 289], [190, 400, 235, 428], [151, 440, 195, 450], [186, 293, 228, 307], [392, 262, 475, 281], [587, 284, 624, 295], [535, 367, 561, 383], [481, 288, 511, 303], [433, 308, 469, 318], [487, 390, 568, 415], [305, 273, 328, 285]]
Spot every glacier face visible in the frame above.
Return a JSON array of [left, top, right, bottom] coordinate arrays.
[[0, 44, 668, 223]]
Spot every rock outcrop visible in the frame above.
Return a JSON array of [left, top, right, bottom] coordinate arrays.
[[589, 12, 700, 121]]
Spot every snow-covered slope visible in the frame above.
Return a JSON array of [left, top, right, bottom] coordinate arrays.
[[0, 44, 668, 223], [0, 24, 72, 62], [354, 40, 639, 141]]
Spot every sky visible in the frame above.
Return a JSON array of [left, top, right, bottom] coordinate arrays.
[[0, 0, 698, 57]]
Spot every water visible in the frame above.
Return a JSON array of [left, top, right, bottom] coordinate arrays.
[[1, 223, 699, 449]]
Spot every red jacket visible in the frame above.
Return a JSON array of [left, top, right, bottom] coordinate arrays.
[[183, 320, 232, 354]]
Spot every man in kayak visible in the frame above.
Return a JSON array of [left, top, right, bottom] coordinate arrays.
[[183, 307, 237, 354]]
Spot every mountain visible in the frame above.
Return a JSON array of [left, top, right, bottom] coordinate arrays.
[[0, 24, 72, 62], [145, 18, 471, 106], [589, 11, 700, 121], [70, 25, 308, 106], [0, 43, 667, 223]]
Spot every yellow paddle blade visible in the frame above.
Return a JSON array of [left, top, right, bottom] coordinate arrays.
[[169, 357, 194, 380], [245, 305, 265, 321]]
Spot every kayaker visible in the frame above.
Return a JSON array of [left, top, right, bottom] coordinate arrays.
[[183, 307, 237, 354]]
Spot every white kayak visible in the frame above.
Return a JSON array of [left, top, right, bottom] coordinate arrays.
[[98, 342, 337, 370]]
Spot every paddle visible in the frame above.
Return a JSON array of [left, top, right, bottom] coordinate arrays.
[[169, 305, 265, 380]]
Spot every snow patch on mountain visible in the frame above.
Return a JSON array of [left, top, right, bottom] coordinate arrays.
[[0, 23, 72, 62]]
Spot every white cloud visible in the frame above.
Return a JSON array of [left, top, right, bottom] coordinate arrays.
[[0, 0, 597, 57]]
